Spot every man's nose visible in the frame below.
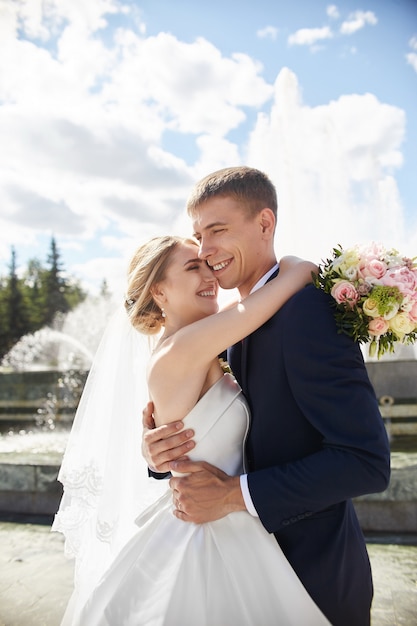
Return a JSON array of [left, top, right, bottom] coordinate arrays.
[[198, 238, 213, 260]]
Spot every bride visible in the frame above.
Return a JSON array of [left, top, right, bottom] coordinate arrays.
[[53, 235, 330, 625]]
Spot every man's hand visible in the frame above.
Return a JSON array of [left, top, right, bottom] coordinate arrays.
[[142, 402, 196, 474], [169, 459, 245, 523]]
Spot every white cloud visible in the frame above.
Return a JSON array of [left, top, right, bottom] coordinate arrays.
[[257, 26, 279, 40], [288, 26, 333, 47], [327, 5, 340, 20], [0, 0, 413, 296], [340, 10, 377, 36], [246, 69, 410, 263], [406, 52, 417, 72], [0, 0, 273, 284], [406, 37, 417, 72], [0, 0, 120, 46]]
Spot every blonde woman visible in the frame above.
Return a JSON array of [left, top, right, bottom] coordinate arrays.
[[55, 235, 329, 625]]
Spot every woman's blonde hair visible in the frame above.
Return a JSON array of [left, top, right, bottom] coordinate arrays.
[[125, 235, 198, 335]]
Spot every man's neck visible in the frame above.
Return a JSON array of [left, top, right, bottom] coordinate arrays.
[[239, 262, 279, 298]]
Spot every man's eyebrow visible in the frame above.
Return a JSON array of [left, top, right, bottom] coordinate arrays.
[[193, 221, 227, 237]]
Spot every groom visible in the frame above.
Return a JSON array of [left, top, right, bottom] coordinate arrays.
[[142, 166, 390, 626]]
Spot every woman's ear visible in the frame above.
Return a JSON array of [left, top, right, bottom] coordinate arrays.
[[259, 208, 275, 238], [150, 284, 166, 309]]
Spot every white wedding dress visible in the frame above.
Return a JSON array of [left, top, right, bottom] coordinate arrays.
[[74, 373, 330, 626]]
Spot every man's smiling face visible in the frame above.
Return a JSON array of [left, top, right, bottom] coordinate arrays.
[[192, 196, 275, 298]]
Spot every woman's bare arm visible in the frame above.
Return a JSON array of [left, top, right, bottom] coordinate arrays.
[[153, 256, 316, 384]]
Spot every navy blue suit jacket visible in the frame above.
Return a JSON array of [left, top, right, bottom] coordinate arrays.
[[229, 280, 390, 626]]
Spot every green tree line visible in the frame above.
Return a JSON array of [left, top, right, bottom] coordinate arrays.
[[0, 237, 86, 360]]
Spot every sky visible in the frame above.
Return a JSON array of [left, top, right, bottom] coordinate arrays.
[[0, 0, 416, 300]]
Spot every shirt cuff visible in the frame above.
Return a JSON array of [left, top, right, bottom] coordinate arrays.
[[239, 474, 259, 517]]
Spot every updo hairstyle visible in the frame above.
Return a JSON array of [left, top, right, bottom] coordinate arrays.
[[125, 235, 197, 335]]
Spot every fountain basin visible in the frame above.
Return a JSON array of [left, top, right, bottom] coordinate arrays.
[[0, 429, 68, 515], [353, 452, 417, 533], [0, 460, 62, 515], [0, 370, 87, 424], [0, 361, 416, 531], [0, 443, 416, 533]]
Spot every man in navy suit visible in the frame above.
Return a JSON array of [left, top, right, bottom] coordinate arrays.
[[143, 166, 390, 625]]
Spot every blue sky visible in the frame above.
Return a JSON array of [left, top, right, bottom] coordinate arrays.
[[0, 0, 416, 298]]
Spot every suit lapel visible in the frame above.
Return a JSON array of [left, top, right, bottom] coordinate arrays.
[[228, 341, 242, 384], [229, 338, 249, 393], [240, 337, 249, 392]]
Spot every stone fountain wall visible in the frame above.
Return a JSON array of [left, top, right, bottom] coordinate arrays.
[[0, 370, 88, 426], [0, 363, 416, 530], [365, 360, 417, 438], [0, 370, 88, 517], [366, 360, 417, 401], [357, 360, 417, 533]]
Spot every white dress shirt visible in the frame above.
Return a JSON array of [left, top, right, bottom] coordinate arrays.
[[239, 263, 279, 516]]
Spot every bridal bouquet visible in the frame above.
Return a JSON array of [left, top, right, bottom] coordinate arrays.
[[313, 242, 417, 358]]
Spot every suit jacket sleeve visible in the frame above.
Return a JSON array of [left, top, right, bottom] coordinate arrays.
[[246, 284, 391, 533]]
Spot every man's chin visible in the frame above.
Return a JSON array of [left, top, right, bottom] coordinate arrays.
[[218, 279, 237, 291]]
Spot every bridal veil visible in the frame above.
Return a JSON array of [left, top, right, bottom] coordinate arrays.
[[52, 306, 166, 622]]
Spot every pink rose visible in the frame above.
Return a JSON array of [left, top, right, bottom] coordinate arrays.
[[368, 317, 389, 337], [358, 259, 387, 280], [331, 280, 359, 308]]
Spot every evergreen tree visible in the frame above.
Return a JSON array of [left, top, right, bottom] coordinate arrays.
[[0, 247, 31, 358], [44, 236, 70, 325], [0, 237, 87, 359], [0, 277, 10, 359], [63, 277, 87, 310], [22, 258, 47, 329]]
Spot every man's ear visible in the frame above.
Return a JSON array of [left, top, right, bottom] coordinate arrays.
[[259, 208, 276, 238]]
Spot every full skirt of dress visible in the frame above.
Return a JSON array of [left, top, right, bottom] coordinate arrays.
[[75, 374, 330, 626], [78, 492, 330, 626]]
